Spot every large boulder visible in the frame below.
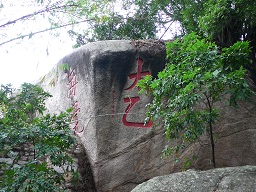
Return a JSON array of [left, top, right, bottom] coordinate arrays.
[[131, 165, 256, 192], [40, 40, 170, 192]]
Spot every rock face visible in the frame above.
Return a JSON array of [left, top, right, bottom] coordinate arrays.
[[131, 165, 256, 192], [176, 98, 256, 172], [40, 40, 169, 192]]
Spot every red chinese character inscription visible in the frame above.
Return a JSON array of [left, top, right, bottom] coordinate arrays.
[[66, 68, 84, 135], [124, 58, 150, 90], [122, 58, 153, 128], [67, 69, 78, 98], [72, 101, 84, 134], [123, 97, 153, 128], [111, 89, 116, 118]]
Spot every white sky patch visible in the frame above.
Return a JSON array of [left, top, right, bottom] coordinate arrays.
[[0, 33, 74, 88], [0, 0, 75, 88]]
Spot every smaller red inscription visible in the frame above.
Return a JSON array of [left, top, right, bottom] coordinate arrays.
[[66, 68, 84, 135], [72, 101, 84, 134], [67, 69, 78, 98], [111, 89, 116, 118]]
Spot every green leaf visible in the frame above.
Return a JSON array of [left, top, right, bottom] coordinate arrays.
[[212, 69, 220, 77], [59, 63, 70, 72]]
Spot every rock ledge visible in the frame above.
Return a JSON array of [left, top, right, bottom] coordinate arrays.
[[131, 165, 256, 192]]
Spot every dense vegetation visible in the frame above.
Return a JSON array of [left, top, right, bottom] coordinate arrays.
[[0, 83, 77, 191], [138, 33, 254, 167]]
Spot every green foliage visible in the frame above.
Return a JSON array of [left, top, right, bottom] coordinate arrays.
[[138, 33, 254, 167], [118, 0, 256, 83], [64, 0, 256, 91], [199, 0, 256, 45], [68, 8, 158, 47], [0, 83, 76, 192], [59, 63, 70, 72], [2, 0, 256, 54]]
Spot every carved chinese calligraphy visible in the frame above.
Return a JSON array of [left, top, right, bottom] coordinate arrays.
[[72, 101, 81, 133], [67, 68, 78, 98], [111, 88, 116, 119], [66, 68, 84, 134], [122, 58, 153, 128], [124, 58, 150, 90]]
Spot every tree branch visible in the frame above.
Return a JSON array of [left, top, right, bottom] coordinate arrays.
[[159, 21, 174, 40], [0, 3, 79, 28], [0, 19, 92, 46], [206, 93, 216, 168]]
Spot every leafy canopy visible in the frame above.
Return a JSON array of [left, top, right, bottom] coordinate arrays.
[[0, 83, 77, 192], [1, 0, 256, 52], [138, 33, 254, 167]]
